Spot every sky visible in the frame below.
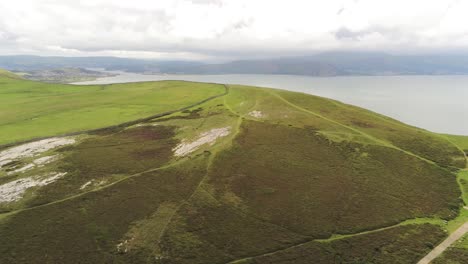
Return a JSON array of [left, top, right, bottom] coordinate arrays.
[[0, 0, 467, 60]]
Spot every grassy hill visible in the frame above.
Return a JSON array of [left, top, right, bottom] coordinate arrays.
[[0, 70, 466, 263], [0, 72, 224, 146]]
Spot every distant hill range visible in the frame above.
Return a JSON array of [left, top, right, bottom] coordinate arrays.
[[2, 52, 468, 76], [21, 68, 117, 83]]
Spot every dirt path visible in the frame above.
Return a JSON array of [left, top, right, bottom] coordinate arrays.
[[417, 222, 468, 264]]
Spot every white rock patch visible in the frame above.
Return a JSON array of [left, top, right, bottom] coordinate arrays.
[[7, 164, 35, 175], [80, 180, 93, 190], [173, 127, 231, 157], [33, 155, 59, 166], [136, 123, 159, 127], [248, 110, 264, 118], [0, 137, 75, 168], [0, 172, 67, 203], [6, 155, 60, 175], [117, 238, 134, 253]]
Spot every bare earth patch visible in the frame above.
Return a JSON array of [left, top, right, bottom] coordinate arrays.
[[33, 155, 59, 166], [248, 110, 265, 118], [0, 138, 75, 168], [0, 172, 67, 203], [7, 164, 35, 175], [80, 180, 93, 190], [173, 127, 231, 157], [79, 179, 108, 190], [6, 155, 60, 175]]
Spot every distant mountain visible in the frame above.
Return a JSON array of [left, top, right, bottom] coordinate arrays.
[[2, 52, 468, 76], [307, 52, 468, 75], [0, 55, 203, 74], [179, 52, 468, 76], [170, 59, 341, 76], [22, 68, 117, 83]]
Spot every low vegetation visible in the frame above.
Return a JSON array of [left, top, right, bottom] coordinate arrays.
[[0, 70, 466, 263], [276, 89, 465, 169], [0, 72, 225, 145], [235, 224, 446, 264], [207, 120, 459, 237]]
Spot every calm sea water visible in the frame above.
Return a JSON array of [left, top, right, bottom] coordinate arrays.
[[74, 72, 468, 135]]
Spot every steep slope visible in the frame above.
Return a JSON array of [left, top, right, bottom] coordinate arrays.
[[0, 73, 466, 263]]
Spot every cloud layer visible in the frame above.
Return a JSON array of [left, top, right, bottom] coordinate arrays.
[[0, 0, 467, 60]]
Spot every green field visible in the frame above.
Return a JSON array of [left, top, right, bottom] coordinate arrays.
[[0, 71, 467, 263], [0, 71, 224, 145]]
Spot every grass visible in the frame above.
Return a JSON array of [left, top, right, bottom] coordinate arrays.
[[0, 73, 466, 263], [444, 165, 468, 234], [0, 73, 224, 145], [446, 134, 468, 154], [205, 120, 459, 238], [27, 125, 178, 208], [0, 155, 210, 263], [274, 88, 466, 168], [433, 231, 468, 264], [0, 69, 22, 79], [433, 248, 468, 264], [233, 224, 446, 264], [458, 170, 468, 204]]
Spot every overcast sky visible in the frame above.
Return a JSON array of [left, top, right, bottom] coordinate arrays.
[[0, 0, 467, 60]]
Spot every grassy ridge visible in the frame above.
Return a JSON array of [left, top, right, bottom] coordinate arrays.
[[153, 119, 457, 262], [446, 134, 468, 158], [275, 89, 465, 168], [0, 73, 224, 145], [0, 72, 466, 263], [207, 121, 459, 236]]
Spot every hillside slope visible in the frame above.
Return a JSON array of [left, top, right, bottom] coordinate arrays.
[[0, 71, 466, 263]]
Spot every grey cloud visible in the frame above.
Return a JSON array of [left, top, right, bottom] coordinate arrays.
[[0, 31, 17, 41], [2, 0, 468, 60], [0, 20, 17, 41], [334, 27, 363, 40]]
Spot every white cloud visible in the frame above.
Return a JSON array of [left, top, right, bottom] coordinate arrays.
[[0, 0, 467, 59]]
